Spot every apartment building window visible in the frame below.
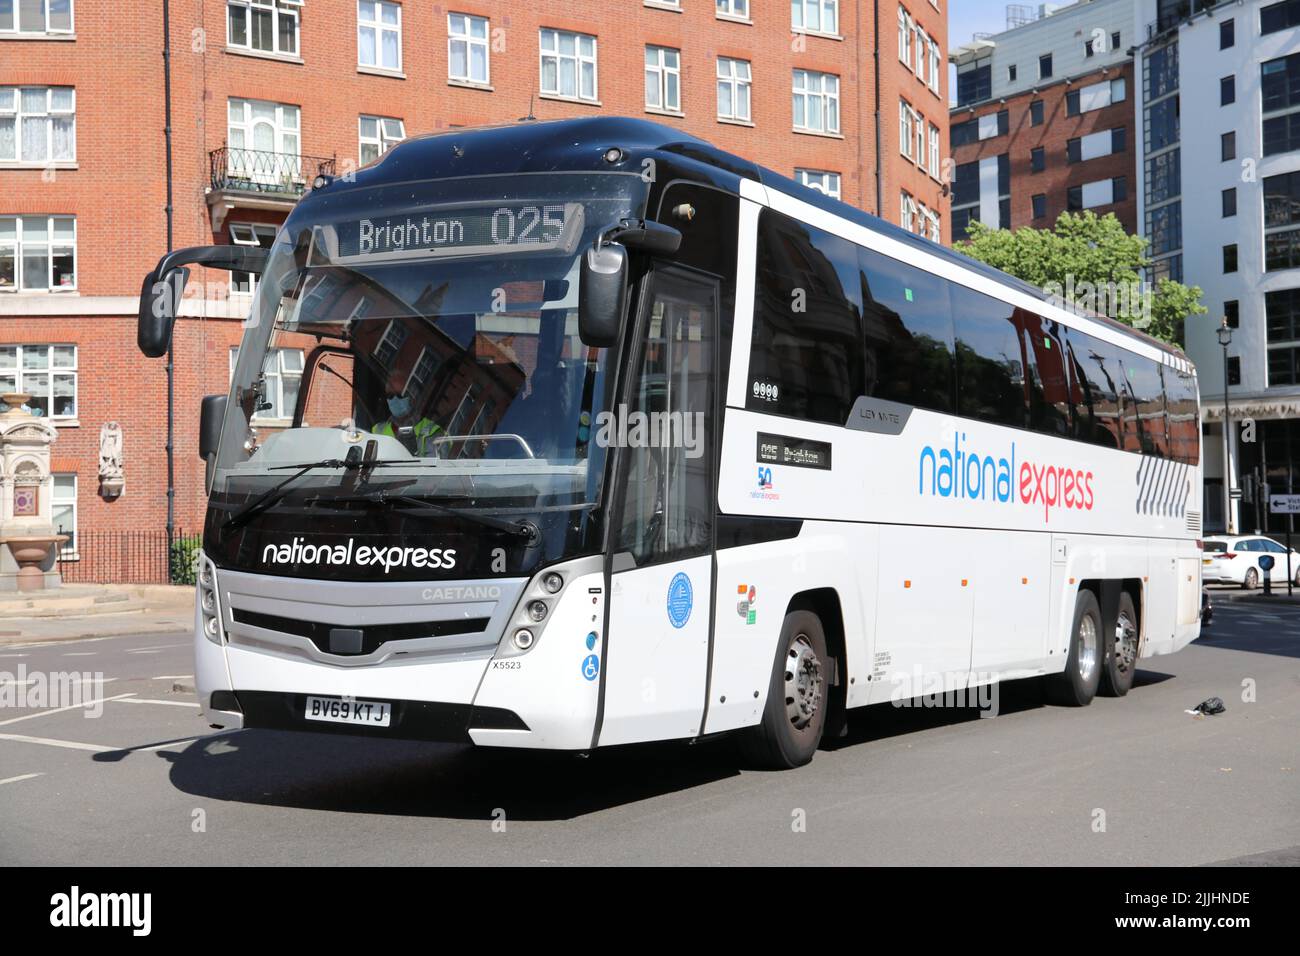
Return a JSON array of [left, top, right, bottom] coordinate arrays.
[[1266, 171, 1300, 272], [227, 0, 300, 58], [1262, 0, 1300, 34], [796, 168, 840, 199], [1032, 194, 1046, 219], [1030, 146, 1044, 172], [52, 474, 76, 556], [1266, 289, 1300, 385], [1039, 54, 1052, 79], [1225, 300, 1239, 328], [914, 109, 926, 165], [900, 191, 915, 232], [1263, 53, 1300, 117], [955, 55, 990, 106], [228, 98, 299, 158], [1008, 65, 1017, 83], [1222, 187, 1236, 218], [929, 38, 941, 91], [915, 28, 926, 79], [1066, 78, 1126, 117], [1227, 356, 1241, 386], [928, 122, 940, 177], [645, 46, 681, 114], [357, 1, 401, 73], [0, 215, 75, 292], [1220, 131, 1235, 162], [792, 0, 838, 36], [1219, 18, 1234, 49], [717, 57, 752, 122], [1220, 75, 1235, 107], [900, 101, 915, 159], [359, 115, 404, 164], [229, 222, 276, 294], [0, 345, 77, 418], [0, 87, 75, 165], [793, 70, 839, 134], [1, 0, 73, 34], [716, 0, 750, 20], [540, 29, 597, 102], [448, 13, 489, 86], [898, 7, 911, 66], [951, 109, 1008, 146], [1067, 128, 1125, 163], [926, 206, 941, 242], [1223, 244, 1237, 273], [1030, 99, 1043, 126], [1111, 31, 1120, 49], [229, 346, 303, 421], [1067, 177, 1126, 210]]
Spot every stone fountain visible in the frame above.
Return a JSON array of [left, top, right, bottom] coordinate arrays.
[[0, 393, 67, 591]]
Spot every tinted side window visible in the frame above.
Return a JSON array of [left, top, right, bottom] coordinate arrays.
[[860, 247, 955, 413], [1120, 356, 1168, 456], [749, 210, 865, 424], [1018, 310, 1070, 436], [953, 286, 1026, 428], [1066, 328, 1122, 449], [1165, 363, 1200, 464]]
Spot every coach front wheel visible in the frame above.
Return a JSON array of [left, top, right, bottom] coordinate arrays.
[[1046, 590, 1102, 707], [741, 610, 829, 769]]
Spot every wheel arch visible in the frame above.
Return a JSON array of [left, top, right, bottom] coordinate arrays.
[[785, 587, 848, 739]]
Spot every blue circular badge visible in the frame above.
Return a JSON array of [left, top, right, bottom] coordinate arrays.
[[666, 572, 693, 629], [581, 654, 600, 681]]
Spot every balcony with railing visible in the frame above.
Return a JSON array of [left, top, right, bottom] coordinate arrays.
[[206, 146, 336, 229]]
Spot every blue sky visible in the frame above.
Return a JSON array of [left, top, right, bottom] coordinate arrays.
[[949, 0, 1023, 47]]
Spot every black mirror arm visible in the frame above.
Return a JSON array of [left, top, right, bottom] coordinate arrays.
[[156, 244, 270, 277], [598, 218, 682, 256]]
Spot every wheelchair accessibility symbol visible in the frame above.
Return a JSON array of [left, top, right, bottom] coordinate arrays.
[[582, 654, 600, 681]]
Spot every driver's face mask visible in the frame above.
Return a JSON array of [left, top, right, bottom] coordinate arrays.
[[386, 393, 412, 418]]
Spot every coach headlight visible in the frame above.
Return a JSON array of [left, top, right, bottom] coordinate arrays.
[[198, 555, 225, 645], [495, 563, 581, 659]]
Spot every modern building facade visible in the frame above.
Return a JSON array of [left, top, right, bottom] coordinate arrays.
[[1, 0, 949, 578], [949, 0, 1138, 238], [1135, 0, 1300, 534]]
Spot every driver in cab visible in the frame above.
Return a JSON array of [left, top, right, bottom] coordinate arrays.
[[373, 367, 442, 456]]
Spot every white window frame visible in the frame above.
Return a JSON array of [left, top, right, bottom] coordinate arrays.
[[645, 45, 682, 114], [228, 222, 277, 295], [226, 0, 300, 59], [898, 8, 911, 66], [716, 0, 749, 21], [0, 86, 76, 166], [928, 122, 940, 177], [0, 215, 76, 293], [52, 472, 76, 557], [915, 109, 926, 166], [404, 346, 440, 399], [226, 97, 300, 186], [915, 27, 926, 78], [448, 12, 490, 86], [717, 57, 752, 122], [0, 0, 74, 35], [373, 318, 409, 367], [229, 346, 303, 422], [359, 114, 404, 164], [929, 38, 941, 91], [357, 0, 402, 73], [793, 69, 840, 134], [0, 345, 78, 420], [901, 192, 916, 232], [539, 28, 598, 103], [900, 100, 914, 159], [792, 0, 839, 36], [796, 168, 841, 199]]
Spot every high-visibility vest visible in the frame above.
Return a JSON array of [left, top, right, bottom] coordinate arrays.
[[374, 417, 441, 455]]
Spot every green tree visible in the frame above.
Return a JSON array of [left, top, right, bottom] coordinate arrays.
[[956, 211, 1206, 347]]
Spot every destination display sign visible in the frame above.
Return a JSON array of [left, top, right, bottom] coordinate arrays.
[[329, 202, 585, 261]]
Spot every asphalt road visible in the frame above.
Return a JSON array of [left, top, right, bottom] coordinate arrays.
[[1, 600, 1298, 866]]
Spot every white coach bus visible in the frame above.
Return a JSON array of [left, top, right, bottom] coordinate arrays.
[[137, 118, 1202, 768]]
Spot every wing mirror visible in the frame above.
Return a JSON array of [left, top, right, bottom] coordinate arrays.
[[577, 219, 681, 348], [138, 245, 271, 358]]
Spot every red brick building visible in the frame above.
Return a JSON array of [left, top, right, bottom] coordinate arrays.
[[1, 0, 947, 578]]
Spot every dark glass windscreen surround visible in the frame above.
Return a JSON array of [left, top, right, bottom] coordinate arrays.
[[205, 172, 648, 581]]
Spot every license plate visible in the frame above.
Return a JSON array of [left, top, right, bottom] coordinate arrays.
[[304, 695, 391, 728]]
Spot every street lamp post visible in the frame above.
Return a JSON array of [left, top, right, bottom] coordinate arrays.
[[1217, 318, 1234, 535]]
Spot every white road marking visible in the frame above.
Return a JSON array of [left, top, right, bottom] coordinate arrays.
[[0, 733, 115, 753], [125, 648, 166, 655], [0, 653, 29, 658], [151, 675, 193, 681], [61, 652, 97, 657], [0, 693, 138, 727], [127, 643, 186, 652], [114, 697, 199, 708], [0, 772, 44, 787]]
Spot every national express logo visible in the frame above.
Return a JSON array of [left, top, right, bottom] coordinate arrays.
[[918, 434, 1094, 521]]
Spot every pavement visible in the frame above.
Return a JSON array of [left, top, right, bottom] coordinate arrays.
[[0, 585, 194, 644], [0, 593, 1296, 866]]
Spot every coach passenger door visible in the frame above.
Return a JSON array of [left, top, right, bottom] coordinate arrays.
[[599, 269, 717, 747]]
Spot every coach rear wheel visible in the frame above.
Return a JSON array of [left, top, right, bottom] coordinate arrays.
[[741, 610, 829, 769], [1243, 567, 1259, 590], [1100, 591, 1139, 698], [1046, 590, 1103, 707]]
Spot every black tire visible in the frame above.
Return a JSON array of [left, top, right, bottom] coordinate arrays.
[[1046, 590, 1103, 707], [1243, 567, 1259, 590], [740, 610, 829, 769], [1099, 591, 1139, 698]]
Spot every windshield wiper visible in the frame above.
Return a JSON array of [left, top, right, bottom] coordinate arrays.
[[220, 455, 404, 532], [307, 488, 536, 539]]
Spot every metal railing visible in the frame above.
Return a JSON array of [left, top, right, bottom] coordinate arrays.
[[58, 529, 201, 585], [209, 146, 336, 197]]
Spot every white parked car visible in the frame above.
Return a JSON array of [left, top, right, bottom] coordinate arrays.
[[1203, 535, 1300, 588]]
